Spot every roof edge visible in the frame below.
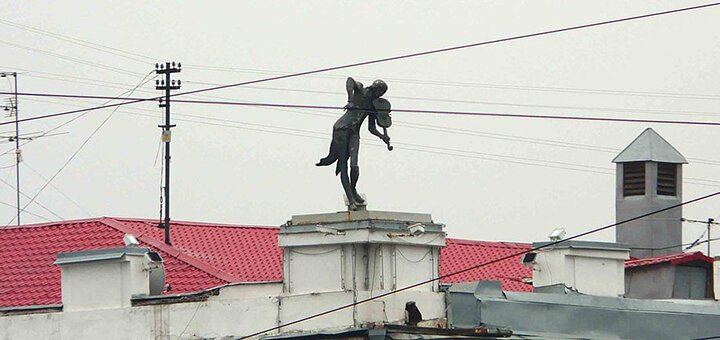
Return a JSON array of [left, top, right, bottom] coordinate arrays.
[[108, 216, 278, 229], [99, 217, 243, 283]]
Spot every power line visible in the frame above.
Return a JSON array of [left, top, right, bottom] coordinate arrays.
[[184, 70, 720, 102], [13, 83, 720, 166], [240, 190, 720, 338], [0, 18, 157, 64], [10, 2, 720, 127], [5, 73, 156, 225], [4, 92, 720, 127], [0, 199, 51, 222], [23, 162, 93, 217], [0, 40, 143, 77], [11, 67, 720, 121], [169, 2, 720, 99], [6, 67, 720, 166], [20, 96, 720, 188], [0, 175, 64, 221], [181, 80, 720, 119], [628, 237, 720, 251]]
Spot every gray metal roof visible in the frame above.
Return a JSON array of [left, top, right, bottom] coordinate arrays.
[[448, 281, 720, 340], [612, 128, 688, 164]]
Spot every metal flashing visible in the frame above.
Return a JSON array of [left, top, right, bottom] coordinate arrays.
[[612, 128, 688, 164], [0, 304, 63, 316], [288, 210, 433, 226], [54, 247, 149, 265], [532, 240, 629, 251]]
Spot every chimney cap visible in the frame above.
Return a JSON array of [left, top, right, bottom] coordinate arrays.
[[54, 247, 150, 266], [612, 128, 688, 164]]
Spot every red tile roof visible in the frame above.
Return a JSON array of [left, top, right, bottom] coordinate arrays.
[[625, 251, 713, 269], [440, 239, 533, 292], [0, 217, 280, 308], [0, 217, 536, 307]]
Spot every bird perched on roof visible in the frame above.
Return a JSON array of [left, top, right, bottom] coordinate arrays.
[[405, 301, 422, 326]]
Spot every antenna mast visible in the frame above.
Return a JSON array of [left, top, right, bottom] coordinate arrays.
[[1, 72, 20, 226]]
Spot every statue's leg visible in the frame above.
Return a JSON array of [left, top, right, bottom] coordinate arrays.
[[349, 132, 364, 204], [339, 165, 357, 210], [350, 166, 364, 203]]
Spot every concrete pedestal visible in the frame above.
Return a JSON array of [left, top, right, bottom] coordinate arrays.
[[277, 210, 447, 329]]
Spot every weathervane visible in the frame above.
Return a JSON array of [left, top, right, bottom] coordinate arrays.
[[316, 77, 392, 210]]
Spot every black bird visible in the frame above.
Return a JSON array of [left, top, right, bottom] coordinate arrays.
[[405, 301, 422, 326]]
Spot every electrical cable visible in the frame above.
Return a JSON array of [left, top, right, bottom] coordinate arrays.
[[6, 2, 719, 126], [0, 199, 51, 222], [9, 66, 720, 118], [183, 69, 720, 101], [5, 72, 156, 225], [3, 92, 720, 127], [18, 96, 720, 187], [14, 86, 720, 166], [23, 162, 94, 217], [0, 175, 64, 220], [0, 40, 143, 77], [240, 190, 720, 339], [0, 18, 157, 64], [628, 237, 720, 251], [9, 66, 720, 122]]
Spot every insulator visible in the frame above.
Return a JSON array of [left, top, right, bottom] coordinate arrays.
[[177, 62, 181, 68], [171, 80, 175, 85], [155, 63, 159, 70], [156, 80, 159, 85], [172, 62, 176, 67], [177, 80, 181, 86]]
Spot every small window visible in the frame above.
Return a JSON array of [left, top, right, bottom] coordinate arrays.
[[623, 162, 645, 197], [657, 163, 677, 196]]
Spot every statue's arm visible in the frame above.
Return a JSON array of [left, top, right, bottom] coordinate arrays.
[[368, 115, 389, 142], [346, 77, 363, 102]]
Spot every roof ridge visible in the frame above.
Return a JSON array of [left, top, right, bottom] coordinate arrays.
[[1, 217, 108, 230], [108, 216, 278, 229], [447, 238, 530, 248], [99, 217, 243, 283]]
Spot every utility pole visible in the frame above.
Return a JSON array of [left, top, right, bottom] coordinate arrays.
[[682, 217, 720, 256], [1, 72, 20, 226], [155, 62, 181, 245], [708, 218, 715, 256]]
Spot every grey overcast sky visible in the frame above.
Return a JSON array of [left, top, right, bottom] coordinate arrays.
[[1, 1, 719, 252]]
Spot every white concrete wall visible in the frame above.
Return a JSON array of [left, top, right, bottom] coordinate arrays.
[[533, 246, 629, 297], [0, 282, 446, 340], [0, 283, 284, 340], [714, 257, 720, 300], [282, 229, 444, 295], [59, 252, 151, 312]]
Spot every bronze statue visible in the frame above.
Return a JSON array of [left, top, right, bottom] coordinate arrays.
[[316, 77, 392, 210]]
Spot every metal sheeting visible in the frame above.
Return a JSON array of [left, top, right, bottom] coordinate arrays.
[[448, 281, 720, 340]]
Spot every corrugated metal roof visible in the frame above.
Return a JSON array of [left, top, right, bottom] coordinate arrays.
[[612, 128, 688, 164], [625, 251, 712, 268]]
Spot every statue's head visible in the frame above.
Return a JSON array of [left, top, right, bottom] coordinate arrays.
[[370, 79, 387, 97]]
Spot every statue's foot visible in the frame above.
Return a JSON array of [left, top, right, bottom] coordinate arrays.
[[316, 156, 334, 167], [353, 191, 365, 204]]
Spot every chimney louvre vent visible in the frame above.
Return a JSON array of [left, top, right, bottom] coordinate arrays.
[[657, 162, 677, 196], [623, 162, 645, 197]]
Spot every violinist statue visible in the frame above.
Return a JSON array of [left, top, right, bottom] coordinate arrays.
[[316, 77, 393, 210]]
